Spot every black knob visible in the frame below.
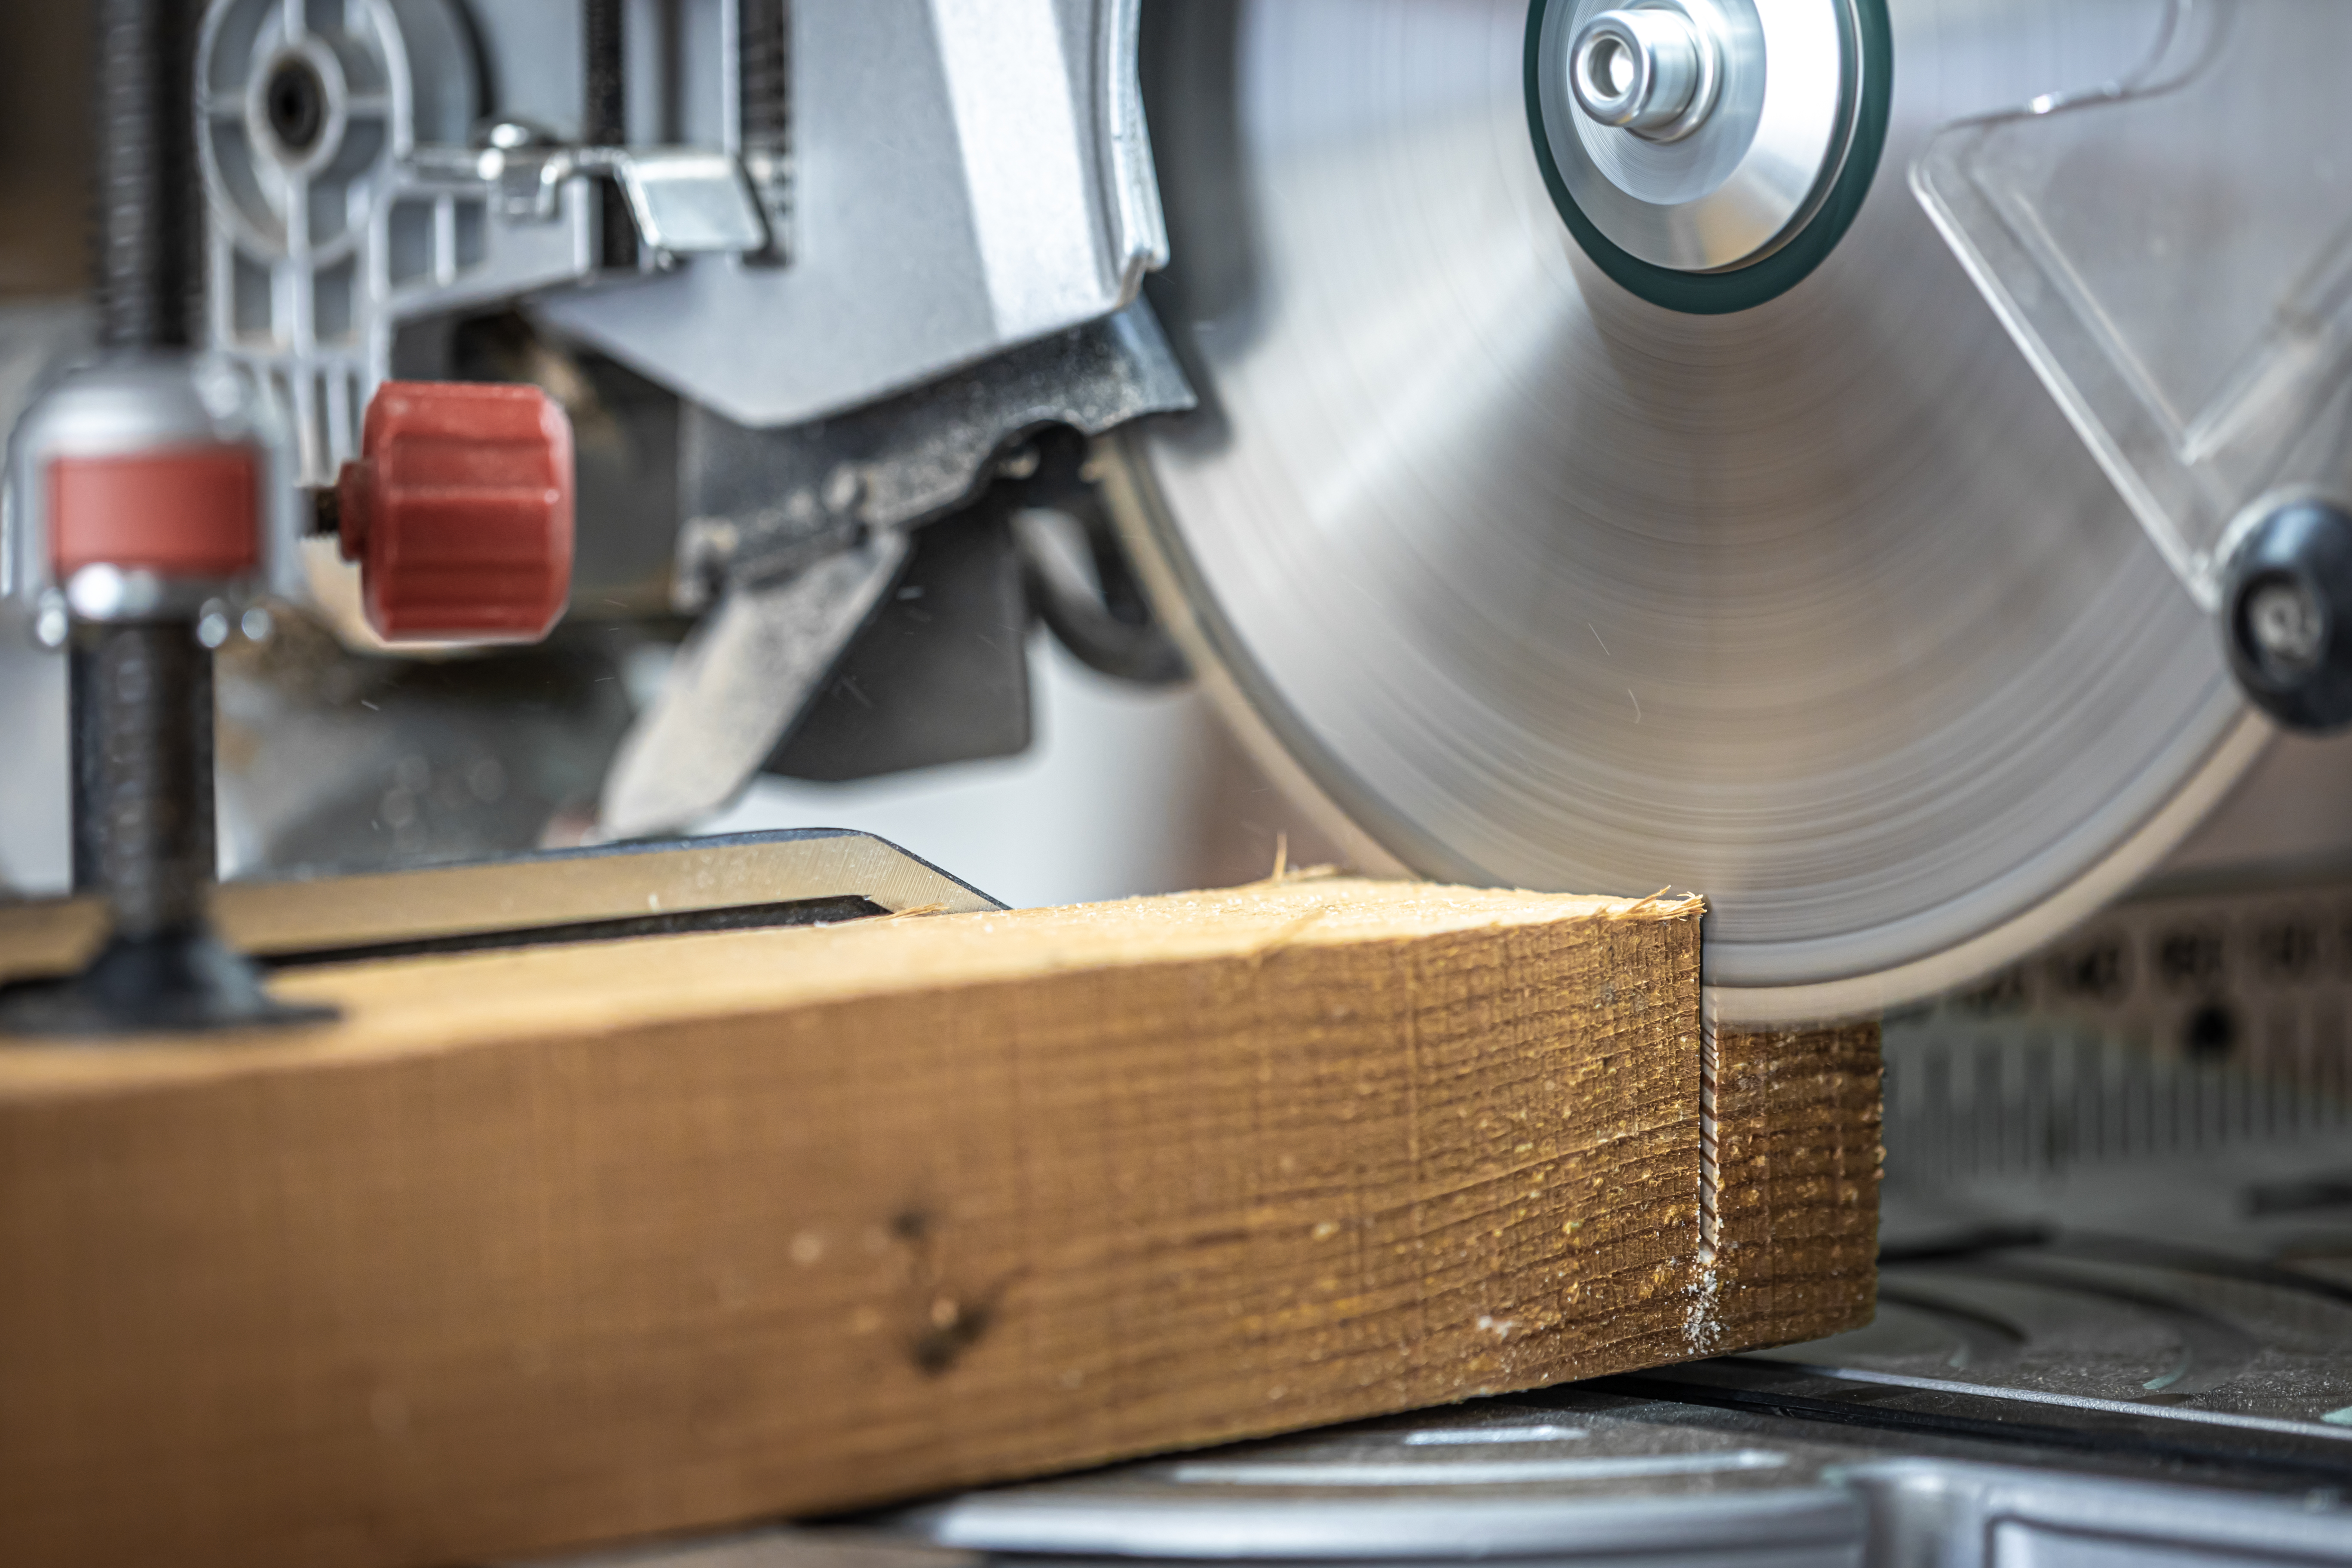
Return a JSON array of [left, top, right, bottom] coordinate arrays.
[[2222, 499, 2352, 732]]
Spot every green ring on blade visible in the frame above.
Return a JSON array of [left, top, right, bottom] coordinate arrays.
[[1523, 0, 1893, 315]]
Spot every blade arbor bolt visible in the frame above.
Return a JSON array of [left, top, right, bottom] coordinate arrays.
[[1568, 6, 1718, 139]]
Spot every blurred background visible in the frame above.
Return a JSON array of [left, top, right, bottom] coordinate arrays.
[[4, 0, 2352, 913], [0, 2, 1359, 910]]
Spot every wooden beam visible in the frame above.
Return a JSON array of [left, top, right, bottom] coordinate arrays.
[[0, 878, 1878, 1568]]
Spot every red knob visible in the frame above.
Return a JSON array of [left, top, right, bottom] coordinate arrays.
[[337, 380, 574, 643]]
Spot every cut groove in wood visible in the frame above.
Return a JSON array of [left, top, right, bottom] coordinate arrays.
[[0, 877, 1878, 1568], [1699, 991, 1724, 1265]]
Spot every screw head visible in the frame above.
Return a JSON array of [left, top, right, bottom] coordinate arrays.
[[2222, 499, 2352, 732], [33, 590, 67, 649], [263, 55, 329, 158], [2245, 577, 2323, 670]]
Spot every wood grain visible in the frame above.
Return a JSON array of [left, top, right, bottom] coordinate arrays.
[[0, 878, 1876, 1568], [1706, 1020, 1884, 1351]]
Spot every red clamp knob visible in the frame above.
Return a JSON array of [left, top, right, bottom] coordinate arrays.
[[337, 380, 575, 643]]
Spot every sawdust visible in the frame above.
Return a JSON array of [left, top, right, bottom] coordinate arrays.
[[1600, 887, 1706, 923], [1683, 1265, 1724, 1353], [1247, 832, 1346, 888], [1231, 868, 1700, 923]]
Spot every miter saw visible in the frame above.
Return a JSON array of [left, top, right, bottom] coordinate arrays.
[[1120, 0, 2352, 1028], [9, 0, 2352, 1557], [5, 0, 2351, 1034]]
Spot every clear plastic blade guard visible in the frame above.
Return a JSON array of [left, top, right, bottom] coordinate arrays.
[[1913, 0, 2352, 611]]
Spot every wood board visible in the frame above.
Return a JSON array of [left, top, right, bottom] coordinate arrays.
[[0, 876, 1879, 1568]]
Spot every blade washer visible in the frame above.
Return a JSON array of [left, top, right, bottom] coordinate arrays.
[[1525, 0, 1892, 312]]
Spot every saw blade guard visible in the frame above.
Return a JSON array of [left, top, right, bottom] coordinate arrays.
[[1913, 0, 2352, 613]]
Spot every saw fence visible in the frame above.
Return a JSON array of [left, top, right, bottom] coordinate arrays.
[[0, 877, 1880, 1568]]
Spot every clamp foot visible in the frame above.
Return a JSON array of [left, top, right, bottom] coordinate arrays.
[[0, 929, 334, 1038]]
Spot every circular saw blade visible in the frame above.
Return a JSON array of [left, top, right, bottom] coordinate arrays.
[[1122, 0, 2267, 1023]]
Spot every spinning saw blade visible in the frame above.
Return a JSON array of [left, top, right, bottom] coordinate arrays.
[[1118, 0, 2269, 1023]]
